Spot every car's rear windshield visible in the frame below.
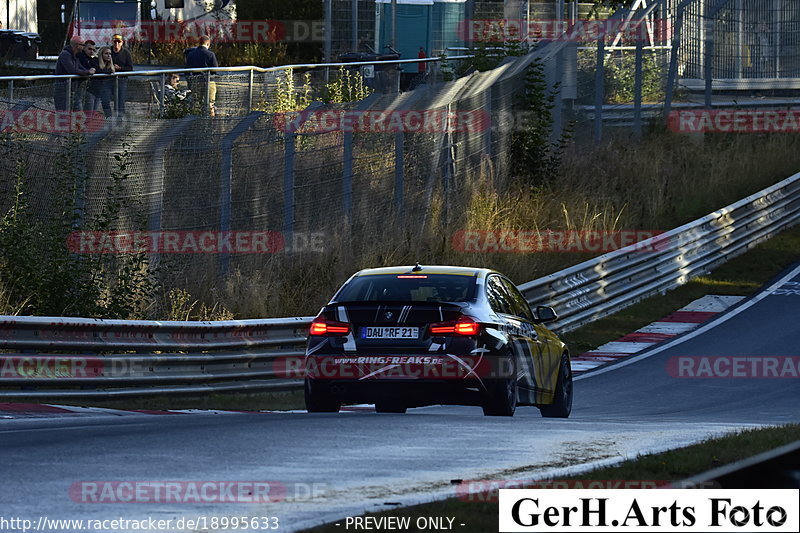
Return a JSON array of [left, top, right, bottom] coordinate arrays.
[[332, 273, 478, 303]]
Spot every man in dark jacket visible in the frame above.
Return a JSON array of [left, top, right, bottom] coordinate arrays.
[[54, 36, 96, 111], [110, 34, 133, 116], [73, 40, 96, 110], [185, 35, 219, 116]]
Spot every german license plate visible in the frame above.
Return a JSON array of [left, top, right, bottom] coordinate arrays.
[[362, 327, 419, 339]]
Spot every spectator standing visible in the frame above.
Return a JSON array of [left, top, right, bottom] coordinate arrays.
[[54, 36, 95, 111], [74, 40, 96, 110], [110, 33, 133, 117], [418, 46, 427, 74], [87, 47, 115, 118], [185, 35, 219, 116]]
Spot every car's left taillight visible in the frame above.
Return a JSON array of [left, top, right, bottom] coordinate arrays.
[[309, 316, 351, 336], [429, 316, 481, 336]]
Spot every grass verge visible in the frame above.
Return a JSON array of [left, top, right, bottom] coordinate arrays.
[[303, 424, 800, 533]]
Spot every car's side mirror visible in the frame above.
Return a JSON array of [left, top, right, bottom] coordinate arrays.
[[535, 306, 558, 323]]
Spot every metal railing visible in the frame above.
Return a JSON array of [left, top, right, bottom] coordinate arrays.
[[1, 169, 799, 399], [0, 55, 473, 117]]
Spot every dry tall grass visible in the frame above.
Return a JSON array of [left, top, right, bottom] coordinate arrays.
[[195, 130, 800, 319]]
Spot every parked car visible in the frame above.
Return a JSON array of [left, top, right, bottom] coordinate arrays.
[[304, 265, 572, 417]]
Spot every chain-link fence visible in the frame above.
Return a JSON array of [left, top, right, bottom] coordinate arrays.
[[5, 0, 800, 301], [0, 47, 559, 292]]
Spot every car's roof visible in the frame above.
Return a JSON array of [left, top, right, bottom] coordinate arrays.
[[353, 265, 492, 277]]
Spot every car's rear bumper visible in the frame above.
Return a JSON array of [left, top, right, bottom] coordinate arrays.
[[304, 352, 514, 407]]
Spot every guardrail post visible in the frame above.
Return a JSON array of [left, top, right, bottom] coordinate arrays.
[[594, 38, 604, 144]]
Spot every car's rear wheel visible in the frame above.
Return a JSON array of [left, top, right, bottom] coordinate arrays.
[[375, 402, 407, 414], [482, 354, 516, 417], [304, 378, 341, 413], [539, 353, 572, 418]]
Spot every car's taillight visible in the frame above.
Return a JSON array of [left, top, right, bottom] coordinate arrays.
[[309, 316, 351, 336], [429, 316, 481, 336]]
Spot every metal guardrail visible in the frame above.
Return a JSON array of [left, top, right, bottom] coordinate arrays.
[[1, 170, 799, 399], [0, 316, 312, 398], [518, 169, 800, 332]]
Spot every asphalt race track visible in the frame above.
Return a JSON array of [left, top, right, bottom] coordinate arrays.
[[2, 264, 799, 532]]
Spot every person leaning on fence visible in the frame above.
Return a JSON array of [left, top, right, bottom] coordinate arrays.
[[72, 39, 96, 110], [185, 35, 219, 116], [53, 36, 96, 111], [110, 34, 133, 117], [87, 46, 115, 118]]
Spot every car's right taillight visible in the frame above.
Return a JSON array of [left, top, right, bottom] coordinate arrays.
[[429, 316, 481, 336], [309, 316, 351, 336]]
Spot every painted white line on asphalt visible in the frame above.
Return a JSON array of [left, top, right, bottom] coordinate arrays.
[[576, 263, 800, 381]]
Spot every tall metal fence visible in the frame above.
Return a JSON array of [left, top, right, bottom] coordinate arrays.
[[4, 1, 800, 301], [0, 49, 560, 287]]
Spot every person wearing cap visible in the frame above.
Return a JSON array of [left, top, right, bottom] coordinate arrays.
[[185, 35, 219, 116], [110, 34, 134, 116], [54, 36, 96, 111]]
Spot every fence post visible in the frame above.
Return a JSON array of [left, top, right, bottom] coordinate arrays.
[[394, 131, 404, 224], [248, 69, 254, 112], [8, 80, 13, 103], [284, 131, 295, 239], [219, 112, 264, 277], [343, 131, 353, 225], [551, 44, 564, 146], [159, 73, 166, 118], [594, 38, 604, 144], [484, 89, 492, 157], [324, 0, 332, 62], [206, 71, 212, 115], [664, 2, 687, 120], [704, 9, 713, 109], [634, 37, 644, 138], [67, 78, 72, 111], [352, 0, 359, 50], [114, 76, 119, 116]]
